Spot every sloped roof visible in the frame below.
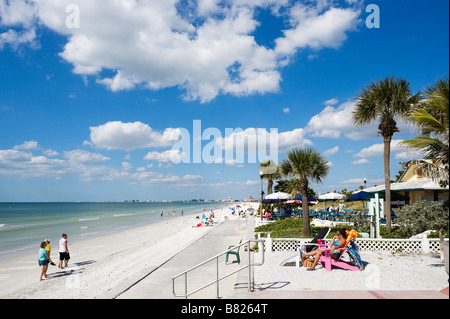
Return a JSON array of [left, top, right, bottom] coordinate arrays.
[[364, 178, 448, 193]]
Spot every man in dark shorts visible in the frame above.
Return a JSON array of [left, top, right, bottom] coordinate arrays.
[[58, 233, 70, 269]]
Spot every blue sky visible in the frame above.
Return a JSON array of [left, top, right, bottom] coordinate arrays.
[[0, 0, 448, 202]]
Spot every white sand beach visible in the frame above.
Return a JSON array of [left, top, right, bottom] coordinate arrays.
[[0, 203, 256, 299]]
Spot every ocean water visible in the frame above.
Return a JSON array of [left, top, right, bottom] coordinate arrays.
[[0, 201, 230, 260]]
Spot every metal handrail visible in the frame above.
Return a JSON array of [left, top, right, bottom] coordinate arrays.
[[172, 239, 264, 299]]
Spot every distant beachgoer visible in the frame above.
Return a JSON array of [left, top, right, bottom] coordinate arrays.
[[38, 241, 49, 281], [181, 210, 184, 216], [44, 239, 56, 266], [58, 233, 70, 269], [161, 211, 163, 217], [173, 210, 176, 216]]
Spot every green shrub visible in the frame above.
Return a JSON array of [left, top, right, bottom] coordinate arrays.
[[255, 218, 303, 238], [255, 218, 354, 239], [396, 199, 449, 238]]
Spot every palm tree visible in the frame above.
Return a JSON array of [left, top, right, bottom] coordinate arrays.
[[279, 147, 329, 237], [275, 178, 302, 197], [402, 76, 449, 186], [258, 160, 279, 195], [275, 179, 318, 199], [353, 76, 421, 233]]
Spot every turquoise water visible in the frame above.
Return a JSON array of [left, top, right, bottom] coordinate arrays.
[[0, 202, 229, 259]]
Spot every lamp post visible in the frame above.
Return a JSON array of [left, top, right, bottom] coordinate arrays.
[[259, 170, 264, 221], [363, 177, 367, 189]]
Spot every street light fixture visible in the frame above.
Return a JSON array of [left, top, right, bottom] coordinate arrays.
[[259, 170, 264, 221]]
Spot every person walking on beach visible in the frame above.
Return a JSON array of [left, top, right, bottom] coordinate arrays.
[[58, 233, 70, 269], [44, 239, 56, 266], [38, 241, 49, 281]]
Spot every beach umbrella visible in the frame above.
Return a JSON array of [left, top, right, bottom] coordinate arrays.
[[265, 192, 290, 200], [346, 190, 373, 212], [368, 190, 409, 201], [284, 200, 301, 204], [293, 194, 318, 203], [262, 199, 282, 203], [318, 192, 347, 201], [346, 191, 373, 201], [264, 192, 290, 212], [318, 192, 347, 210]]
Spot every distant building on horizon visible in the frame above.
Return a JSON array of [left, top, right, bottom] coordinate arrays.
[[244, 195, 255, 202]]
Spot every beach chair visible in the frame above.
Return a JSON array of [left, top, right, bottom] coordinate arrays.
[[279, 227, 331, 267], [303, 227, 331, 253], [347, 240, 364, 270], [318, 229, 362, 271], [225, 239, 242, 265]]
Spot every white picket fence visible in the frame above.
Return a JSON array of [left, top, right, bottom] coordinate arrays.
[[258, 235, 447, 254]]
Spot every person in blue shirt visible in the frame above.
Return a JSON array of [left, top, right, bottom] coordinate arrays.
[[38, 241, 50, 281]]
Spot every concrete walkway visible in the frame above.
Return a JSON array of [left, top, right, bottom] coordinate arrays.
[[116, 216, 254, 299], [114, 215, 448, 300]]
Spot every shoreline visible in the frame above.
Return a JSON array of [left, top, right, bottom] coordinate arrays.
[[0, 201, 231, 261], [0, 202, 256, 299]]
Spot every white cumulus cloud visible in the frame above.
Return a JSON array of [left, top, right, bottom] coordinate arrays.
[[352, 158, 371, 165], [0, 0, 362, 102], [355, 140, 423, 159], [63, 149, 110, 163], [144, 150, 185, 163], [89, 121, 182, 151]]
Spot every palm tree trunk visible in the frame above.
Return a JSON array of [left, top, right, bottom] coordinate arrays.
[[301, 184, 311, 237], [267, 179, 273, 195], [384, 137, 392, 233]]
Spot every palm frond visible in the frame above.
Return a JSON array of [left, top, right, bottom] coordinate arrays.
[[353, 76, 418, 136]]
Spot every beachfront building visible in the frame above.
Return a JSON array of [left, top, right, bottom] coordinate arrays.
[[364, 159, 449, 204], [244, 195, 255, 202]]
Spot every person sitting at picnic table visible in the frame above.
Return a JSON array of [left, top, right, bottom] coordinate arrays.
[[300, 228, 348, 271], [263, 211, 272, 219]]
